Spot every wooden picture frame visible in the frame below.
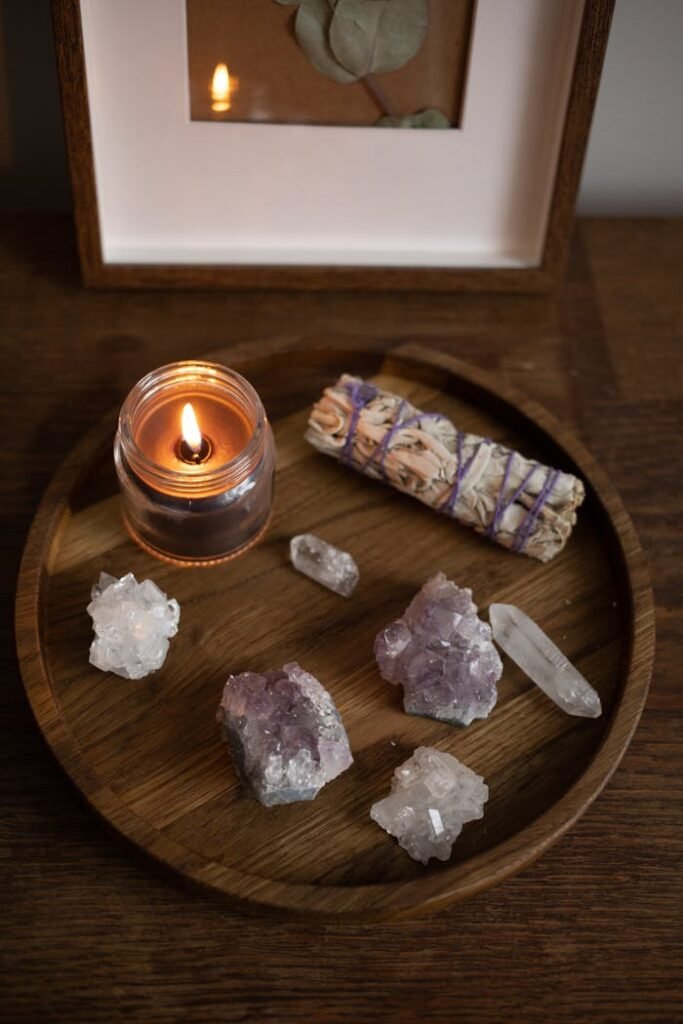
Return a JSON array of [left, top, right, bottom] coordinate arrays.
[[53, 0, 613, 292]]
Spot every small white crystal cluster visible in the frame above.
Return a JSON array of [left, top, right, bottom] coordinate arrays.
[[87, 572, 180, 679], [289, 533, 359, 597], [370, 746, 488, 864]]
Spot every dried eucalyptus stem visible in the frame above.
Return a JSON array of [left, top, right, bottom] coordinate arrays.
[[362, 74, 397, 117], [305, 375, 585, 562]]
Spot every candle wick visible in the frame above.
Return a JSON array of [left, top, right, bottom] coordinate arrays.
[[177, 435, 213, 465]]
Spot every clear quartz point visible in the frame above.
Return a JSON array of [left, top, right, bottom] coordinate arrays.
[[489, 603, 602, 718], [289, 533, 359, 597]]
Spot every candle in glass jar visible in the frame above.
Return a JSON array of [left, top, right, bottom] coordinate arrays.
[[114, 361, 276, 564]]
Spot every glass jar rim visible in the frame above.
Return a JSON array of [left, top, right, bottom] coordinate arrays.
[[117, 360, 268, 493]]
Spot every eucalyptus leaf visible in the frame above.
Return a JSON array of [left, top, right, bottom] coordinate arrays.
[[329, 0, 428, 77], [295, 0, 358, 83], [376, 108, 451, 128]]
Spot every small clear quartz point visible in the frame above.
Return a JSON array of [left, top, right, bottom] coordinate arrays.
[[290, 533, 359, 597], [489, 603, 602, 718]]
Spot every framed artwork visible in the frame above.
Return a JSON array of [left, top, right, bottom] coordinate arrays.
[[53, 0, 613, 291]]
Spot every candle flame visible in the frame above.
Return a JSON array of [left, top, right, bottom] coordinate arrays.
[[181, 402, 202, 453], [211, 63, 231, 112]]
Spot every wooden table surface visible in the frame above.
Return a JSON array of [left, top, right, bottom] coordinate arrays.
[[1, 216, 681, 1023]]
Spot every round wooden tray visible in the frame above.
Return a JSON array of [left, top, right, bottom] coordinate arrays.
[[16, 344, 654, 920]]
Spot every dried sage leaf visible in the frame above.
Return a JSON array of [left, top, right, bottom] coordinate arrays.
[[376, 108, 451, 128], [295, 0, 358, 83], [329, 0, 428, 77]]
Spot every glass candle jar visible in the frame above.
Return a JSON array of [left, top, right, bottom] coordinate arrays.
[[114, 361, 275, 565]]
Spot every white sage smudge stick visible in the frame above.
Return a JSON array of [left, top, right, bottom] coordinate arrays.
[[305, 375, 585, 562]]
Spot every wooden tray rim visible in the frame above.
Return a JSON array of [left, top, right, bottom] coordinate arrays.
[[15, 344, 655, 919]]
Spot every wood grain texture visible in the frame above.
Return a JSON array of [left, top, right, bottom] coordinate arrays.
[[15, 347, 653, 918], [50, 0, 613, 292], [1, 215, 681, 1019]]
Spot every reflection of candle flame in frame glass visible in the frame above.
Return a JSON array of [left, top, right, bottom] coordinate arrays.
[[211, 62, 231, 112]]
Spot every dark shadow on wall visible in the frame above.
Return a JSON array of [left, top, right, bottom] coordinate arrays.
[[0, 0, 72, 213]]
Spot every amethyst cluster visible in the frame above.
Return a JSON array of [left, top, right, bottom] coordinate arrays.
[[217, 662, 353, 806], [374, 573, 502, 726]]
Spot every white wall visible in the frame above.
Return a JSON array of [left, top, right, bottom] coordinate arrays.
[[578, 0, 683, 214]]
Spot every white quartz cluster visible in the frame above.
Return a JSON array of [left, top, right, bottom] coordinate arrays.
[[371, 747, 488, 864], [289, 533, 359, 597], [87, 572, 180, 679]]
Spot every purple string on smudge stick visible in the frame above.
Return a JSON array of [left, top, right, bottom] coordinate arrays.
[[363, 393, 486, 501], [375, 411, 450, 477], [486, 452, 516, 538], [362, 398, 407, 476], [340, 382, 378, 464], [486, 453, 539, 540], [344, 382, 449, 477], [443, 431, 464, 508], [512, 466, 560, 553], [439, 436, 487, 515]]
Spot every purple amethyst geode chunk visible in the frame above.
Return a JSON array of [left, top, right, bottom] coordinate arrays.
[[374, 573, 502, 726], [216, 663, 353, 806]]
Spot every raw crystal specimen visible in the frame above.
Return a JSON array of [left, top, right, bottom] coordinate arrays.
[[306, 374, 585, 561], [371, 747, 488, 864], [216, 662, 353, 806], [87, 572, 180, 679], [289, 533, 359, 597], [375, 573, 502, 726], [489, 603, 602, 718]]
